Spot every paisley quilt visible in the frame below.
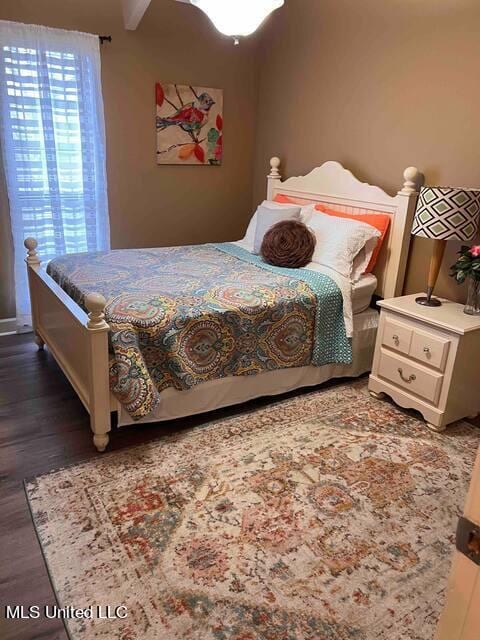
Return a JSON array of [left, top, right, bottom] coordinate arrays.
[[47, 244, 351, 420]]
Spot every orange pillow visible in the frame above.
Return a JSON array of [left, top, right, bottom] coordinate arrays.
[[274, 194, 302, 205], [314, 205, 390, 273]]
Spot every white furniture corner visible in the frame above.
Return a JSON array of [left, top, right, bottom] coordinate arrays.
[[24, 158, 420, 451], [369, 294, 480, 431]]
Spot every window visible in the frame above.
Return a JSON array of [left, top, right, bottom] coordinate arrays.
[[0, 21, 109, 327]]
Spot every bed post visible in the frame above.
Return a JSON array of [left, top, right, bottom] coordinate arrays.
[[85, 293, 111, 453], [382, 166, 421, 298], [267, 156, 282, 200], [24, 237, 45, 349], [399, 166, 420, 196]]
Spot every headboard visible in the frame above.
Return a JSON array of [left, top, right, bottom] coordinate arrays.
[[266, 157, 421, 300]]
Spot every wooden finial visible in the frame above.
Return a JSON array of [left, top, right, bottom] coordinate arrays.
[[399, 166, 420, 195], [24, 237, 40, 267], [267, 157, 282, 199], [85, 293, 109, 330], [269, 156, 281, 178]]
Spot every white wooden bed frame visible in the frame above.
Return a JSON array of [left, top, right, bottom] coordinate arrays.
[[24, 159, 420, 451]]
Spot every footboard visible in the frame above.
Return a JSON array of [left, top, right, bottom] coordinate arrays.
[[24, 238, 114, 451]]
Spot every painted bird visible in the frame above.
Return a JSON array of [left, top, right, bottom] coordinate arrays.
[[156, 92, 216, 136]]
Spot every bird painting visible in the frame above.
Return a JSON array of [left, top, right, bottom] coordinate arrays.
[[156, 83, 223, 165]]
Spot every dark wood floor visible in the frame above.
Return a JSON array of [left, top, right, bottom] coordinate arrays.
[[1, 334, 478, 640]]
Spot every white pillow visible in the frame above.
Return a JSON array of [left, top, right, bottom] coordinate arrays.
[[299, 203, 316, 223], [242, 201, 316, 252], [351, 237, 378, 281], [308, 212, 381, 280], [253, 205, 300, 254]]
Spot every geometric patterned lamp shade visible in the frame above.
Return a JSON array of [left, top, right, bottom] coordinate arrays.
[[412, 186, 480, 241]]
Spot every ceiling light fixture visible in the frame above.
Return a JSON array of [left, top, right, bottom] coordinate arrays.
[[180, 0, 284, 44]]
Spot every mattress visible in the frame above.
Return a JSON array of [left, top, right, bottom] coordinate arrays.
[[352, 273, 377, 315]]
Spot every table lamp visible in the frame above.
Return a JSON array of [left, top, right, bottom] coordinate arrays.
[[411, 186, 480, 306]]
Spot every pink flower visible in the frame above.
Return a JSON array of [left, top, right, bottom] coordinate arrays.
[[470, 245, 480, 257]]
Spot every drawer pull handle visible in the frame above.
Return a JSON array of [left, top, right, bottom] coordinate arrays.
[[392, 334, 400, 346], [423, 347, 431, 355], [398, 367, 416, 384]]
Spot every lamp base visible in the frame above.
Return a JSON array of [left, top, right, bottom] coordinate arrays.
[[415, 295, 442, 307]]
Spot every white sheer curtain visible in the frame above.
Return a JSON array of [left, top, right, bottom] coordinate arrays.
[[0, 20, 110, 330]]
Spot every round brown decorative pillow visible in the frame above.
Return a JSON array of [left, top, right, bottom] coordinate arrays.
[[261, 220, 316, 268]]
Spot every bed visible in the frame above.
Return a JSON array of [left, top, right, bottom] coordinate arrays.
[[24, 159, 420, 451]]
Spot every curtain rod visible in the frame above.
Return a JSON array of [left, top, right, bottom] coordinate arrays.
[[99, 36, 112, 45]]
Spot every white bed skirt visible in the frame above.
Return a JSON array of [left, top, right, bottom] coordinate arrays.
[[118, 308, 379, 427]]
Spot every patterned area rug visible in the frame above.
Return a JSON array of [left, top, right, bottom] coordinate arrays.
[[26, 380, 479, 640]]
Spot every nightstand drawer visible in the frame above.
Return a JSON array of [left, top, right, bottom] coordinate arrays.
[[382, 318, 412, 355], [410, 328, 450, 371], [377, 349, 444, 405]]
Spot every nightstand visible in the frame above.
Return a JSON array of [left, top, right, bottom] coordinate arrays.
[[368, 294, 480, 431]]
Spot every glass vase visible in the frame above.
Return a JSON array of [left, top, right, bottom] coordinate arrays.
[[464, 277, 480, 315]]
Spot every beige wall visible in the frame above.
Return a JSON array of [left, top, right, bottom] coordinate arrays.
[[0, 0, 259, 318], [253, 0, 480, 303], [2, 0, 480, 318]]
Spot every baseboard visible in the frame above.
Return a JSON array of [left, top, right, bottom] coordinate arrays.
[[0, 317, 17, 336]]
